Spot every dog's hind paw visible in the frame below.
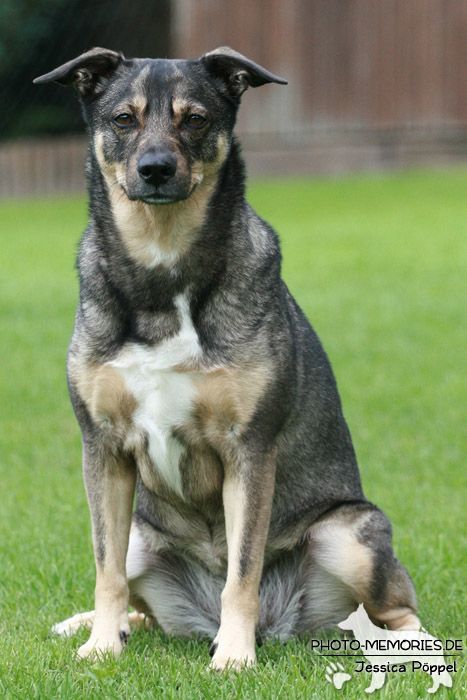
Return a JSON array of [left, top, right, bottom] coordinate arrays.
[[52, 610, 95, 637]]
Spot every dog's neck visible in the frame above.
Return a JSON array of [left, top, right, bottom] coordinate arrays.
[[104, 183, 215, 269]]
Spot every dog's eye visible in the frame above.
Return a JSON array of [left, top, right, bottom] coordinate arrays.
[[113, 113, 134, 127], [186, 114, 206, 128]]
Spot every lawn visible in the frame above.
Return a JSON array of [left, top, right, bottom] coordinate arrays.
[[0, 170, 465, 699]]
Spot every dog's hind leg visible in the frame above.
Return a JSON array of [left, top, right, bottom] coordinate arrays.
[[53, 610, 147, 638], [53, 610, 96, 637], [304, 504, 420, 632]]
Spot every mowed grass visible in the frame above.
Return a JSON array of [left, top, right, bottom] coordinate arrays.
[[0, 170, 466, 699]]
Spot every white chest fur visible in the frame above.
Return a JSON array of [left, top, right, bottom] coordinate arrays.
[[109, 294, 202, 497]]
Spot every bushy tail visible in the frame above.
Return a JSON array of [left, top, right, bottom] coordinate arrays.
[[131, 547, 308, 640]]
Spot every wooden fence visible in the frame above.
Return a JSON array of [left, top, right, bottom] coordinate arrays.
[[172, 0, 466, 136], [0, 138, 86, 198], [0, 127, 464, 199], [0, 0, 465, 197]]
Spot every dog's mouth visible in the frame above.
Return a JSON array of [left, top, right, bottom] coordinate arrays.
[[139, 194, 179, 205], [124, 182, 200, 207], [116, 161, 203, 207]]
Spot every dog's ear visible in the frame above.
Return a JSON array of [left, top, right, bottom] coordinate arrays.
[[33, 47, 123, 95], [200, 47, 287, 98]]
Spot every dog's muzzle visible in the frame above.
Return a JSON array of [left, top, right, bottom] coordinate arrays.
[[127, 147, 193, 205]]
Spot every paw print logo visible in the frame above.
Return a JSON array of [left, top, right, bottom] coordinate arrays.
[[325, 661, 352, 689]]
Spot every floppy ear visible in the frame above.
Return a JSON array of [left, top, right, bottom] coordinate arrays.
[[200, 46, 287, 98], [33, 47, 123, 95]]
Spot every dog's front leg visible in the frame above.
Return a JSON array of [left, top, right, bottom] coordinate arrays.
[[210, 449, 276, 671], [78, 441, 136, 659]]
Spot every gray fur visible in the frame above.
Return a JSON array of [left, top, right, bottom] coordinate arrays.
[[129, 541, 310, 640]]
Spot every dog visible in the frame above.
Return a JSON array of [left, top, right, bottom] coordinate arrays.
[[338, 604, 452, 693], [34, 46, 420, 670]]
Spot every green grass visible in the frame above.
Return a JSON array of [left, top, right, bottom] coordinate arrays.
[[0, 170, 466, 698]]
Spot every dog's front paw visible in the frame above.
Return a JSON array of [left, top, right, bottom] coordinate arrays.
[[77, 634, 124, 659], [77, 622, 131, 659], [208, 631, 256, 671]]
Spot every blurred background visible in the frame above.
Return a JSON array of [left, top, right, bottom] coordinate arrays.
[[1, 7, 466, 691], [0, 0, 466, 197]]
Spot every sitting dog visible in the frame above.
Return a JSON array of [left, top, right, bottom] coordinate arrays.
[[34, 47, 420, 670]]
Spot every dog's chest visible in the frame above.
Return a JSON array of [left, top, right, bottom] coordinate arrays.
[[108, 294, 202, 497]]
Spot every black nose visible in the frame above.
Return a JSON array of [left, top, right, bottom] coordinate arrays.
[[137, 150, 177, 186]]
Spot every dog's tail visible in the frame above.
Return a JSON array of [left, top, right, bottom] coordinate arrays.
[[131, 548, 307, 640]]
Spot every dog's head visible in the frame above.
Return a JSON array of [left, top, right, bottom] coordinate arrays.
[[34, 47, 286, 205]]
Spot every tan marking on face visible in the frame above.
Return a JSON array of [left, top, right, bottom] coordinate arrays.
[[128, 94, 147, 123], [172, 98, 207, 124], [172, 98, 188, 121], [190, 134, 230, 187], [130, 95, 147, 112], [94, 131, 112, 174], [214, 133, 230, 165], [94, 128, 219, 268], [110, 184, 218, 268], [93, 130, 230, 269]]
